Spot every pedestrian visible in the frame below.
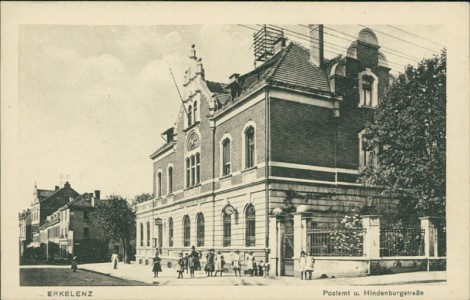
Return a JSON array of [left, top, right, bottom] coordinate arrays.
[[305, 252, 315, 280], [71, 255, 78, 272], [205, 249, 215, 277], [177, 253, 185, 279], [214, 251, 225, 277], [152, 252, 162, 278], [111, 250, 119, 270], [257, 260, 263, 276], [188, 254, 195, 278], [189, 246, 200, 272], [263, 261, 269, 277], [252, 256, 257, 276], [232, 250, 242, 277], [299, 250, 307, 280], [184, 253, 189, 274], [245, 252, 254, 276]]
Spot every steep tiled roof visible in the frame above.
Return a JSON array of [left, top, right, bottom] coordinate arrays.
[[68, 193, 94, 208], [37, 189, 55, 201], [206, 81, 227, 93], [270, 43, 330, 92], [150, 140, 175, 159], [214, 42, 332, 112]]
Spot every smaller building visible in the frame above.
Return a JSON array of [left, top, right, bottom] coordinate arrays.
[[19, 209, 32, 259]]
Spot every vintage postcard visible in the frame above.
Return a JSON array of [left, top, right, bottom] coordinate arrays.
[[1, 2, 469, 300]]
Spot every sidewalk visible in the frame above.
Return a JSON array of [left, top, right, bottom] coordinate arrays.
[[79, 262, 446, 286]]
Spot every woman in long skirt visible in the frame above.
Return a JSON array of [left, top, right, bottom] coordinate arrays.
[[205, 249, 215, 277], [152, 253, 162, 278], [214, 251, 225, 277]]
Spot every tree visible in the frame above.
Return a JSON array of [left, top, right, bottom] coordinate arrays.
[[90, 195, 136, 263], [131, 193, 152, 209], [360, 50, 446, 221]]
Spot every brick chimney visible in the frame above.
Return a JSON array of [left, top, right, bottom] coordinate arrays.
[[309, 24, 324, 68]]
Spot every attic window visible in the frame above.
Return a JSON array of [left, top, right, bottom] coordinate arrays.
[[358, 70, 378, 108]]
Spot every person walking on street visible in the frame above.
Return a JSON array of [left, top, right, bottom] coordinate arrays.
[[188, 254, 195, 278], [71, 256, 78, 272], [190, 246, 200, 271], [214, 251, 225, 277], [205, 249, 215, 277], [184, 253, 189, 274], [177, 253, 185, 279], [232, 250, 242, 277], [152, 252, 162, 278], [111, 250, 119, 270], [299, 251, 307, 280], [305, 252, 315, 280]]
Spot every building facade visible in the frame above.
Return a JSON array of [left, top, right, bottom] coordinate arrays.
[[19, 209, 32, 258], [135, 25, 398, 276]]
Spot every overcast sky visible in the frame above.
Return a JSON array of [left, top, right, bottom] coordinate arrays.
[[18, 24, 446, 210]]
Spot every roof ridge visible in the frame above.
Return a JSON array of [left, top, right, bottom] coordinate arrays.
[[266, 42, 294, 82]]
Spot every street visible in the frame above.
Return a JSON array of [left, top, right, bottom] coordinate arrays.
[[20, 262, 446, 287], [20, 266, 150, 286]]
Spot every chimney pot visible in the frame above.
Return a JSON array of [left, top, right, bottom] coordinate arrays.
[[309, 24, 324, 68], [94, 190, 101, 200]]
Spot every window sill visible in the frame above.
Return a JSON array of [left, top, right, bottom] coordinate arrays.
[[241, 166, 257, 173], [184, 184, 201, 191], [358, 105, 377, 109], [219, 174, 232, 180]]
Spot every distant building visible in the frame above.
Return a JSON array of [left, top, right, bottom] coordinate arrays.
[[28, 182, 79, 255], [19, 209, 31, 258]]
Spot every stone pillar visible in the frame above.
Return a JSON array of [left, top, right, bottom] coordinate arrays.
[[420, 217, 438, 271], [268, 215, 278, 276], [362, 215, 381, 259], [293, 212, 302, 277]]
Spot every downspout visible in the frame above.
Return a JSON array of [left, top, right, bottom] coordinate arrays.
[[265, 89, 270, 264], [211, 122, 216, 248]]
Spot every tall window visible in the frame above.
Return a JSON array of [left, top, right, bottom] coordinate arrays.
[[222, 138, 231, 175], [223, 213, 231, 247], [186, 153, 201, 188], [83, 227, 90, 239], [168, 166, 173, 194], [168, 218, 174, 247], [188, 105, 193, 126], [195, 153, 200, 184], [193, 101, 197, 123], [197, 213, 205, 247], [245, 205, 256, 246], [362, 75, 374, 106], [359, 130, 372, 169], [186, 158, 190, 188], [245, 127, 255, 168], [146, 222, 150, 247], [157, 172, 162, 197], [183, 215, 190, 247], [140, 223, 144, 246]]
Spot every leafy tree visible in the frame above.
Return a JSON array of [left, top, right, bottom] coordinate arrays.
[[330, 214, 364, 256], [90, 195, 135, 263], [360, 50, 446, 221], [131, 193, 152, 209]]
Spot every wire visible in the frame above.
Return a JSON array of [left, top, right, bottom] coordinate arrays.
[[386, 25, 444, 47], [358, 24, 438, 53]]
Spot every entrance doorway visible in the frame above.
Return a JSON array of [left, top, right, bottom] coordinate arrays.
[[281, 219, 294, 276]]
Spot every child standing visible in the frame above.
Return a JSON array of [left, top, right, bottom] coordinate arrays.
[[188, 255, 195, 278], [71, 256, 78, 272], [299, 251, 307, 280], [177, 253, 185, 279], [305, 252, 315, 280]]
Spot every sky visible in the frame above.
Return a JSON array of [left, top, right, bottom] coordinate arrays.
[[18, 24, 446, 210]]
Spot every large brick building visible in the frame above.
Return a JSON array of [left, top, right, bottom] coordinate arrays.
[[135, 25, 397, 276]]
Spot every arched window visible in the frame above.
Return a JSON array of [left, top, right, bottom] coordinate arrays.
[[358, 69, 378, 108], [146, 221, 150, 247], [168, 166, 173, 194], [157, 172, 162, 197], [168, 217, 173, 247], [245, 127, 255, 168], [245, 205, 256, 246], [222, 138, 231, 175], [193, 101, 198, 123], [223, 213, 231, 247], [140, 223, 144, 247], [196, 213, 205, 247], [183, 215, 190, 247], [188, 105, 193, 126], [186, 153, 201, 188]]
